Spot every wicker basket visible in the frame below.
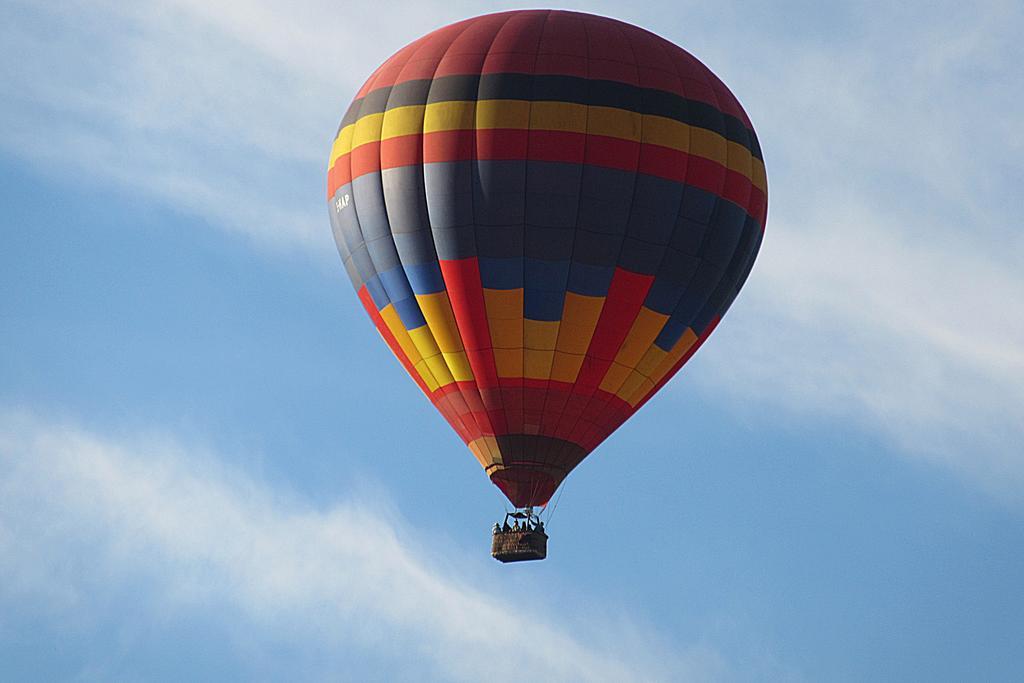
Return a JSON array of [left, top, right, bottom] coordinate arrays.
[[491, 529, 548, 562]]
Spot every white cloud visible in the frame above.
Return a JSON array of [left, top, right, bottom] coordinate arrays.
[[0, 411, 724, 682], [696, 203, 1024, 499], [686, 1, 1024, 500], [0, 0, 421, 252]]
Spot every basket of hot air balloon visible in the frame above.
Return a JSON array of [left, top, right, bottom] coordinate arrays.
[[491, 510, 547, 562], [326, 10, 767, 560]]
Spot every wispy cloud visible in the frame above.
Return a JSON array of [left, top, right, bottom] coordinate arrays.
[[0, 0, 421, 252], [697, 204, 1024, 499], [680, 1, 1024, 500], [0, 410, 724, 682]]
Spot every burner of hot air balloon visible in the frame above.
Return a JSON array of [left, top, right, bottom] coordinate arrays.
[[325, 10, 767, 561]]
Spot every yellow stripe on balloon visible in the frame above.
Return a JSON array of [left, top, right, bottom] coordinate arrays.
[[336, 101, 767, 195], [614, 308, 670, 368], [414, 291, 475, 383], [482, 288, 523, 319], [625, 328, 699, 406], [599, 307, 670, 394], [524, 319, 559, 351], [529, 101, 588, 132], [416, 292, 464, 353], [487, 318, 523, 349], [476, 99, 531, 129], [468, 437, 502, 467], [524, 349, 555, 380], [634, 345, 668, 378], [549, 292, 605, 384], [482, 288, 524, 378], [351, 112, 385, 149], [329, 125, 356, 168], [550, 351, 586, 383], [587, 105, 641, 141], [407, 325, 456, 388], [524, 319, 560, 381], [492, 348, 524, 378], [381, 104, 426, 139], [617, 369, 650, 404], [598, 361, 632, 394], [424, 100, 477, 133], [378, 304, 440, 392], [555, 292, 604, 354]]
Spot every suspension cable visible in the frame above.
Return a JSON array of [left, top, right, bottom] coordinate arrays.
[[544, 479, 567, 526]]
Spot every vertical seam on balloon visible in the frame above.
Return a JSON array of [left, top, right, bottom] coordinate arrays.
[[627, 39, 745, 409], [524, 8, 564, 501], [528, 8, 556, 506], [517, 12, 547, 468], [342, 65, 452, 405], [503, 9, 550, 505], [344, 67, 388, 309], [503, 8, 554, 507], [372, 73, 456, 401], [535, 9, 590, 482], [361, 92, 450, 398], [575, 15, 647, 458], [563, 25, 685, 437], [468, 11, 522, 475], [688, 202, 759, 345], [591, 26, 701, 412], [408, 21, 485, 451], [694, 140, 756, 328], [671, 62, 735, 341], [379, 26, 473, 442], [417, 20, 500, 465], [444, 12, 519, 471], [714, 91, 767, 314], [434, 16, 509, 467], [606, 31, 705, 411], [327, 137, 358, 288], [626, 43, 725, 409], [343, 66, 386, 271], [720, 223, 763, 313], [710, 151, 758, 313], [554, 14, 645, 465], [542, 11, 600, 475]]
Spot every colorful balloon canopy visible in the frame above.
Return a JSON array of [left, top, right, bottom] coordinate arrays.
[[327, 10, 766, 508]]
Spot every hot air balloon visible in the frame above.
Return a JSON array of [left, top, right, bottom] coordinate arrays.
[[326, 10, 766, 561]]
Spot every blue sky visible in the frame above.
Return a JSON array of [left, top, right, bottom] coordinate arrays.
[[2, 1, 1022, 681]]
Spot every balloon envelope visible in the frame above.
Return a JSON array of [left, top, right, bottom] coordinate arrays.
[[327, 10, 767, 508]]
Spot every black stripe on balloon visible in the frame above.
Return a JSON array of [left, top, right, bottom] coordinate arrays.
[[338, 73, 762, 161]]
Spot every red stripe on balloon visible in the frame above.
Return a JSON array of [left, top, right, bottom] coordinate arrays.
[[528, 130, 586, 164], [350, 141, 382, 179], [326, 160, 351, 200], [438, 258, 500, 388], [339, 133, 765, 224], [379, 135, 423, 170], [423, 130, 476, 164], [476, 128, 530, 159], [586, 135, 641, 172], [436, 258, 501, 444], [583, 269, 655, 363]]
